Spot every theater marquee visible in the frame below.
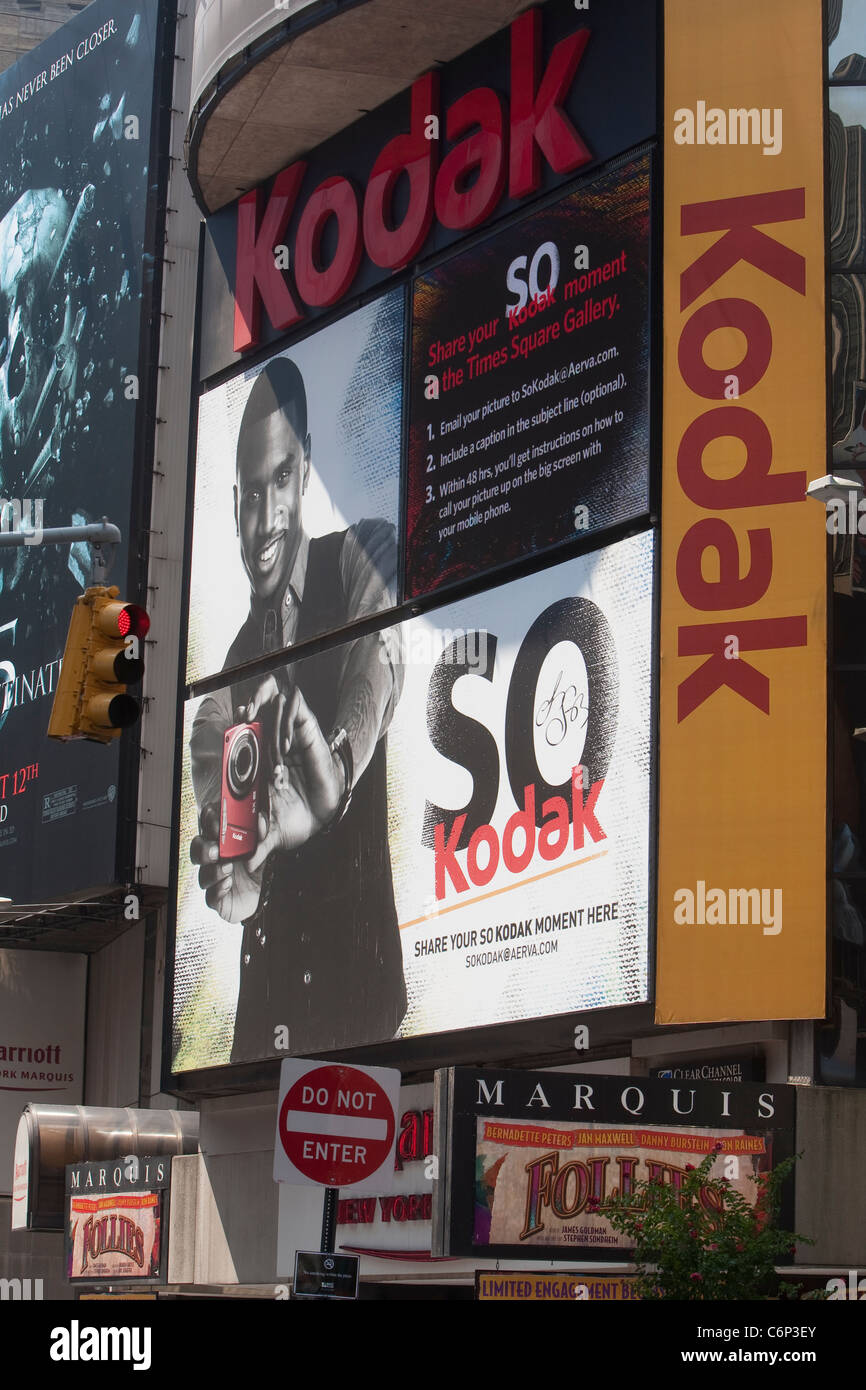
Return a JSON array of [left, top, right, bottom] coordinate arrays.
[[65, 1159, 170, 1286], [432, 1067, 796, 1261]]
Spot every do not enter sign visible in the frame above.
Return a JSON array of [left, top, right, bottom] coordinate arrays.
[[274, 1060, 401, 1189]]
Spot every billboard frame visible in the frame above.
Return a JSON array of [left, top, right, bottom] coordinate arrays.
[[0, 0, 179, 902], [114, 0, 183, 892], [164, 12, 664, 1095]]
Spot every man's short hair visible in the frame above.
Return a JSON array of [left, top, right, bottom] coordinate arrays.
[[237, 357, 308, 472]]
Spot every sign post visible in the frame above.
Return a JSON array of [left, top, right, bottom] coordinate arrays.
[[320, 1187, 338, 1254]]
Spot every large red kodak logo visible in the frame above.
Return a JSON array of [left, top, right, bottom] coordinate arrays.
[[233, 9, 592, 352], [434, 770, 606, 901], [673, 189, 808, 720]]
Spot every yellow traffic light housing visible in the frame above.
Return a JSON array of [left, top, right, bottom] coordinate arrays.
[[48, 585, 149, 744]]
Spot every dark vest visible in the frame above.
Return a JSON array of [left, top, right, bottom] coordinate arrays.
[[231, 532, 406, 1063]]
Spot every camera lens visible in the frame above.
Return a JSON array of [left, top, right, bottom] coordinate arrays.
[[227, 726, 259, 799]]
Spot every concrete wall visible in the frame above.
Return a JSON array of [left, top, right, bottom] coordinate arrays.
[[795, 1086, 866, 1266], [85, 923, 144, 1107], [0, 1198, 71, 1301], [83, 909, 190, 1114], [168, 1093, 280, 1287], [0, 2, 89, 77]]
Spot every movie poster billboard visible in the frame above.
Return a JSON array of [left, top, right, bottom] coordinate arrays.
[[186, 289, 405, 685], [66, 1158, 168, 1284], [656, 0, 826, 1023], [406, 153, 651, 599], [171, 529, 651, 1075], [0, 1, 162, 901], [433, 1067, 796, 1260]]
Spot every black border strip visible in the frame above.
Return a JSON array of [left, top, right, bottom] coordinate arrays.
[[161, 220, 207, 1102], [115, 0, 180, 891]]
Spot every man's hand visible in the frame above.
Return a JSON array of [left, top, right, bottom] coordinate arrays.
[[190, 804, 264, 923], [242, 678, 343, 871]]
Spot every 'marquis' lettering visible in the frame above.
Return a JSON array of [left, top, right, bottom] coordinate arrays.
[[234, 9, 592, 351]]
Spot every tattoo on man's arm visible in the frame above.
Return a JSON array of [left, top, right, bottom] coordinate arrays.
[[342, 676, 380, 756]]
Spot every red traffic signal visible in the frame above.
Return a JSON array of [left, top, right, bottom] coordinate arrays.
[[115, 604, 150, 641], [48, 587, 150, 743]]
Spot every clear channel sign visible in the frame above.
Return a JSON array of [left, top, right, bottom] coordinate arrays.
[[274, 1060, 400, 1189]]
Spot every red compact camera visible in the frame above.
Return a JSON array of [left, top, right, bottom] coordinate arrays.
[[220, 722, 262, 858]]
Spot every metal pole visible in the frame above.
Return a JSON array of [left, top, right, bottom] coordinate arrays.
[[320, 1187, 339, 1253], [0, 521, 121, 547]]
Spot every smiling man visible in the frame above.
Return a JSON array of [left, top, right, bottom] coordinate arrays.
[[188, 354, 407, 1064], [229, 358, 312, 658]]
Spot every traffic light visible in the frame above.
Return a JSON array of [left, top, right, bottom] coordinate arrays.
[[48, 585, 150, 744]]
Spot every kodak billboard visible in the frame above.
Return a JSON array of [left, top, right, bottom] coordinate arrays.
[[657, 0, 826, 1022]]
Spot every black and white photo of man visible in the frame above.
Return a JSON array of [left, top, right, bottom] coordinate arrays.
[[188, 354, 406, 1063]]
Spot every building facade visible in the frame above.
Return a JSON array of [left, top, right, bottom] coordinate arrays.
[[2, 0, 866, 1301]]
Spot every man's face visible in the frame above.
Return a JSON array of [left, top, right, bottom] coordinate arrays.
[[235, 408, 309, 603]]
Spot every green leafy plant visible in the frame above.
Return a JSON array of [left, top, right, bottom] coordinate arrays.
[[602, 1147, 812, 1300]]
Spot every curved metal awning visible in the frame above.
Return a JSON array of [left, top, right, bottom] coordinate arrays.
[[11, 1104, 199, 1232], [186, 0, 530, 212]]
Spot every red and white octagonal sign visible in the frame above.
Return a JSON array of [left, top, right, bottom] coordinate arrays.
[[274, 1059, 401, 1189]]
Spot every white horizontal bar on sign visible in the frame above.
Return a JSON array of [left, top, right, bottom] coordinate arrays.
[[284, 1111, 389, 1141]]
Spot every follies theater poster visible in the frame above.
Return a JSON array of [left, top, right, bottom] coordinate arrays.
[[67, 1192, 162, 1282], [472, 1119, 772, 1252]]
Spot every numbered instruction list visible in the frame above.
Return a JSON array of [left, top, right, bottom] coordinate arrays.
[[406, 154, 651, 598]]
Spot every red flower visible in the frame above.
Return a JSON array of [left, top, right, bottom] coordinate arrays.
[[685, 1164, 695, 1171], [586, 1196, 600, 1210], [709, 1244, 719, 1252], [690, 1272, 702, 1282], [634, 1221, 643, 1232], [714, 1141, 724, 1152], [735, 1241, 745, 1253]]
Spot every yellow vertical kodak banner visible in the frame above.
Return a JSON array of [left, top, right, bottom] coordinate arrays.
[[658, 0, 826, 1022]]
